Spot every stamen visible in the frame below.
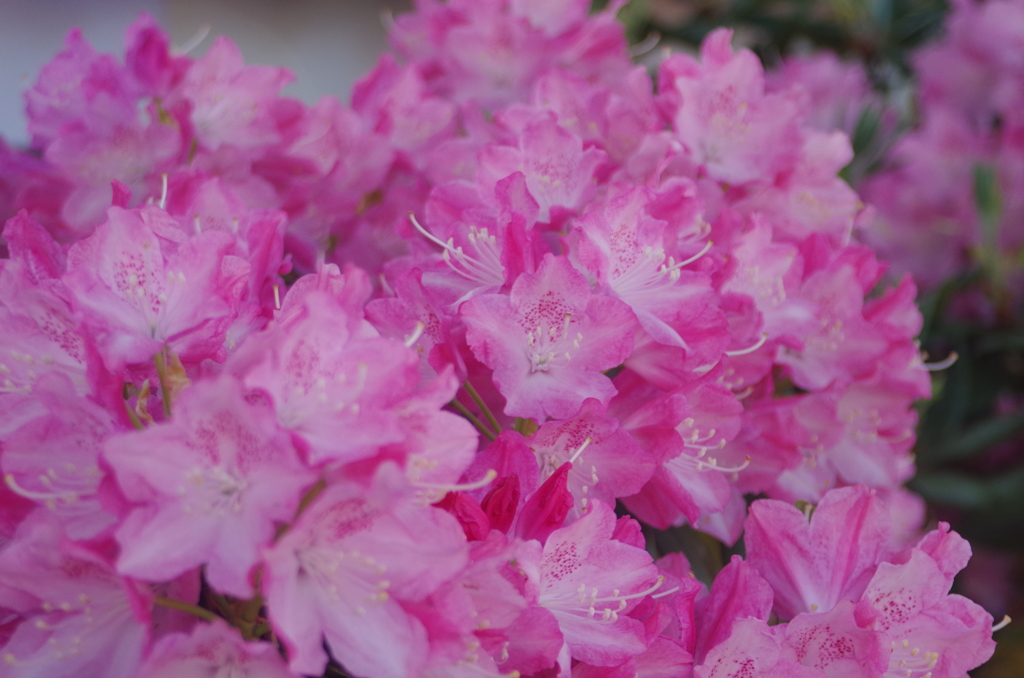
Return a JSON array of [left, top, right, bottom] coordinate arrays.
[[5, 473, 80, 505], [651, 585, 681, 599], [158, 174, 168, 211], [993, 615, 1011, 632], [174, 24, 211, 55], [273, 285, 281, 311], [725, 333, 768, 357], [628, 31, 661, 58], [677, 449, 752, 473], [409, 214, 503, 286], [569, 437, 593, 464], [923, 351, 958, 371], [672, 240, 713, 269], [593, 575, 665, 602], [404, 321, 425, 348], [416, 469, 497, 494]]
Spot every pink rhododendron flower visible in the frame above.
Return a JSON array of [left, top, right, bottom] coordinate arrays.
[[0, 511, 151, 678], [64, 205, 249, 368], [463, 254, 636, 420], [262, 463, 468, 678], [104, 374, 316, 597], [137, 618, 294, 678]]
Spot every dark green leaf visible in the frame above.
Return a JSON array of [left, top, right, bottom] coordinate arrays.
[[932, 412, 1024, 463]]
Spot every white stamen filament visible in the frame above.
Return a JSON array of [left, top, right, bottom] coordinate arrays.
[[651, 585, 681, 599], [415, 470, 497, 503], [174, 24, 211, 55], [675, 447, 752, 474], [273, 285, 281, 311], [404, 321, 425, 348], [158, 174, 168, 211], [611, 241, 713, 300], [725, 332, 769, 356], [923, 351, 958, 371], [593, 575, 665, 603], [629, 32, 662, 58], [569, 437, 593, 464], [409, 213, 504, 286], [5, 473, 82, 505], [993, 615, 1011, 632]]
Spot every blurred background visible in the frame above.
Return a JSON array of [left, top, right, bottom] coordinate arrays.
[[0, 0, 410, 145]]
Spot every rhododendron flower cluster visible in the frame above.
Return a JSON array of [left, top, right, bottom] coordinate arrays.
[[0, 1, 999, 677]]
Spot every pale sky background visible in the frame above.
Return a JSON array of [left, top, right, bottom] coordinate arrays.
[[0, 0, 410, 145]]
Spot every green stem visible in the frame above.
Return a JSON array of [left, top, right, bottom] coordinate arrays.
[[154, 350, 172, 418], [450, 399, 496, 441], [153, 596, 218, 622], [463, 381, 502, 436], [124, 400, 145, 430], [241, 594, 264, 624], [209, 590, 233, 619], [276, 479, 327, 542]]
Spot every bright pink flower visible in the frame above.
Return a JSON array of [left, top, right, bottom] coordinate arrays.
[[528, 399, 655, 519], [0, 216, 96, 432], [410, 172, 541, 298], [261, 463, 468, 678], [733, 132, 860, 244], [168, 37, 293, 152], [352, 54, 457, 157], [478, 114, 606, 224], [767, 52, 874, 134], [617, 373, 745, 532], [781, 599, 888, 678], [693, 556, 773, 664], [535, 499, 661, 666], [462, 254, 636, 420], [23, 26, 182, 232], [775, 253, 889, 391], [389, 0, 632, 109], [719, 214, 814, 341], [227, 290, 422, 466], [575, 184, 723, 354], [137, 618, 295, 678], [853, 540, 996, 678], [1, 373, 120, 539], [63, 206, 249, 368], [659, 28, 803, 185], [0, 511, 151, 678], [745, 485, 892, 620], [694, 618, 823, 678], [526, 67, 660, 163], [104, 374, 316, 597]]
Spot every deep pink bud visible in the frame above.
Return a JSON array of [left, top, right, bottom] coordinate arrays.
[[436, 492, 491, 541], [480, 474, 521, 534], [516, 462, 573, 542]]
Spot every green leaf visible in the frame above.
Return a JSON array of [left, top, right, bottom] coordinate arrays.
[[851, 106, 882, 157], [977, 330, 1024, 354], [932, 412, 1024, 463], [911, 472, 992, 510], [973, 162, 1002, 254]]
